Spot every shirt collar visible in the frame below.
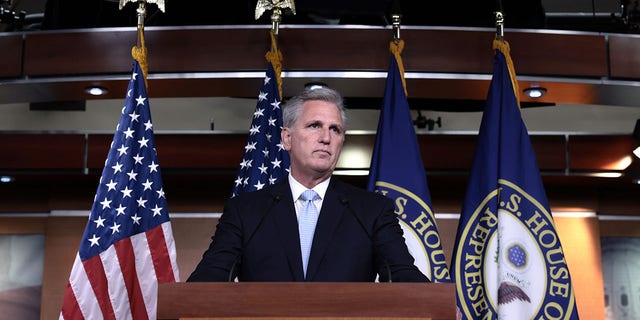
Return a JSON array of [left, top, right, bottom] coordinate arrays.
[[288, 174, 330, 201]]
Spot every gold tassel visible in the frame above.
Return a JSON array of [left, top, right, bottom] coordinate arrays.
[[493, 38, 520, 108], [265, 30, 283, 100], [390, 39, 408, 96], [131, 25, 149, 89]]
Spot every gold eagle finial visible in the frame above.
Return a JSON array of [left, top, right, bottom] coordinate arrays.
[[255, 0, 296, 35], [119, 0, 165, 12], [255, 0, 296, 20]]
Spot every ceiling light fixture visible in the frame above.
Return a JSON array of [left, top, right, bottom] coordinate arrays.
[[85, 86, 108, 96], [523, 86, 547, 98], [0, 176, 15, 183]]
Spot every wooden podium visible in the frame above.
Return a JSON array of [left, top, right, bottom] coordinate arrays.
[[157, 282, 456, 320]]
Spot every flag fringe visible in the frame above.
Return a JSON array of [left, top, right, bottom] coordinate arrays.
[[492, 38, 520, 108], [389, 39, 408, 96], [265, 30, 283, 100]]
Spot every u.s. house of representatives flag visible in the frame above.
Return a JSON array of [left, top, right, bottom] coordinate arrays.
[[451, 39, 579, 319], [231, 61, 290, 197], [367, 43, 451, 283], [60, 60, 180, 320]]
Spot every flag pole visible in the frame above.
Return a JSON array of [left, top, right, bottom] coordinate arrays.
[[389, 14, 407, 96], [492, 11, 520, 108]]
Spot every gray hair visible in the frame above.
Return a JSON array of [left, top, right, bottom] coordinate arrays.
[[282, 87, 348, 130]]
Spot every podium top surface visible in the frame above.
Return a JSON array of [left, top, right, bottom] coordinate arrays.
[[157, 282, 456, 320]]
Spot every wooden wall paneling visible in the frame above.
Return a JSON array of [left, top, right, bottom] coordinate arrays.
[[418, 134, 476, 171], [171, 217, 220, 282], [568, 135, 635, 171], [531, 135, 568, 170], [279, 28, 390, 71], [402, 29, 494, 74], [87, 133, 249, 170], [24, 30, 136, 76], [508, 32, 607, 77], [145, 28, 272, 73], [599, 219, 640, 236], [154, 134, 246, 169], [417, 134, 566, 172], [0, 133, 85, 170], [17, 28, 610, 79], [0, 217, 47, 233], [85, 133, 112, 170], [608, 34, 640, 79], [596, 186, 640, 215], [0, 34, 23, 78]]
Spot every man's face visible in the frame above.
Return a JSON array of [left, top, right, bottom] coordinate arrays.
[[282, 100, 345, 180]]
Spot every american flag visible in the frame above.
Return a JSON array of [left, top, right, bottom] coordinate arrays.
[[231, 62, 290, 197], [60, 60, 180, 320]]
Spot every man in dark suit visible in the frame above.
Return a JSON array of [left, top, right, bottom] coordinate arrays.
[[187, 87, 428, 282]]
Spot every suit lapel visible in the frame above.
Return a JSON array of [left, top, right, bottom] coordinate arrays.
[[269, 181, 305, 281], [305, 179, 348, 280]]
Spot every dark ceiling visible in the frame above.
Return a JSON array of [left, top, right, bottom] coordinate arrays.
[[0, 0, 638, 33]]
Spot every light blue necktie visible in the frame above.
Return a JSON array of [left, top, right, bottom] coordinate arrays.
[[299, 189, 320, 278]]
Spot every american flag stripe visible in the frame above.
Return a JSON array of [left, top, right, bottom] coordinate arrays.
[[62, 255, 106, 319], [86, 254, 117, 319], [146, 224, 176, 282], [161, 222, 180, 281], [60, 269, 85, 320], [130, 231, 157, 309], [113, 239, 147, 320], [101, 247, 132, 318]]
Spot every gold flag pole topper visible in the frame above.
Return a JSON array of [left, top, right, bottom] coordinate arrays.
[[255, 0, 296, 37], [495, 11, 504, 40], [119, 0, 165, 85]]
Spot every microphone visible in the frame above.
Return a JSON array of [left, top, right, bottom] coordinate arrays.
[[383, 259, 392, 283], [228, 255, 241, 282]]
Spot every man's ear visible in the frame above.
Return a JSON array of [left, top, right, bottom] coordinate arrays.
[[281, 127, 292, 151]]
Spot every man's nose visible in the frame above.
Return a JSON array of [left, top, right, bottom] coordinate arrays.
[[319, 128, 331, 143]]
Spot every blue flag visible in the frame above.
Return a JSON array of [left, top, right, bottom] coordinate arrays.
[[61, 60, 179, 319], [231, 62, 290, 197], [367, 51, 451, 282], [451, 41, 579, 319]]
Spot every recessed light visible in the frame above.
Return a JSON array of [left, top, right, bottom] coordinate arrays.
[[0, 176, 15, 183], [523, 87, 547, 98], [85, 86, 108, 96]]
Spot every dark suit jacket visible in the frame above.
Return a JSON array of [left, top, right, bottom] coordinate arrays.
[[187, 178, 429, 282]]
